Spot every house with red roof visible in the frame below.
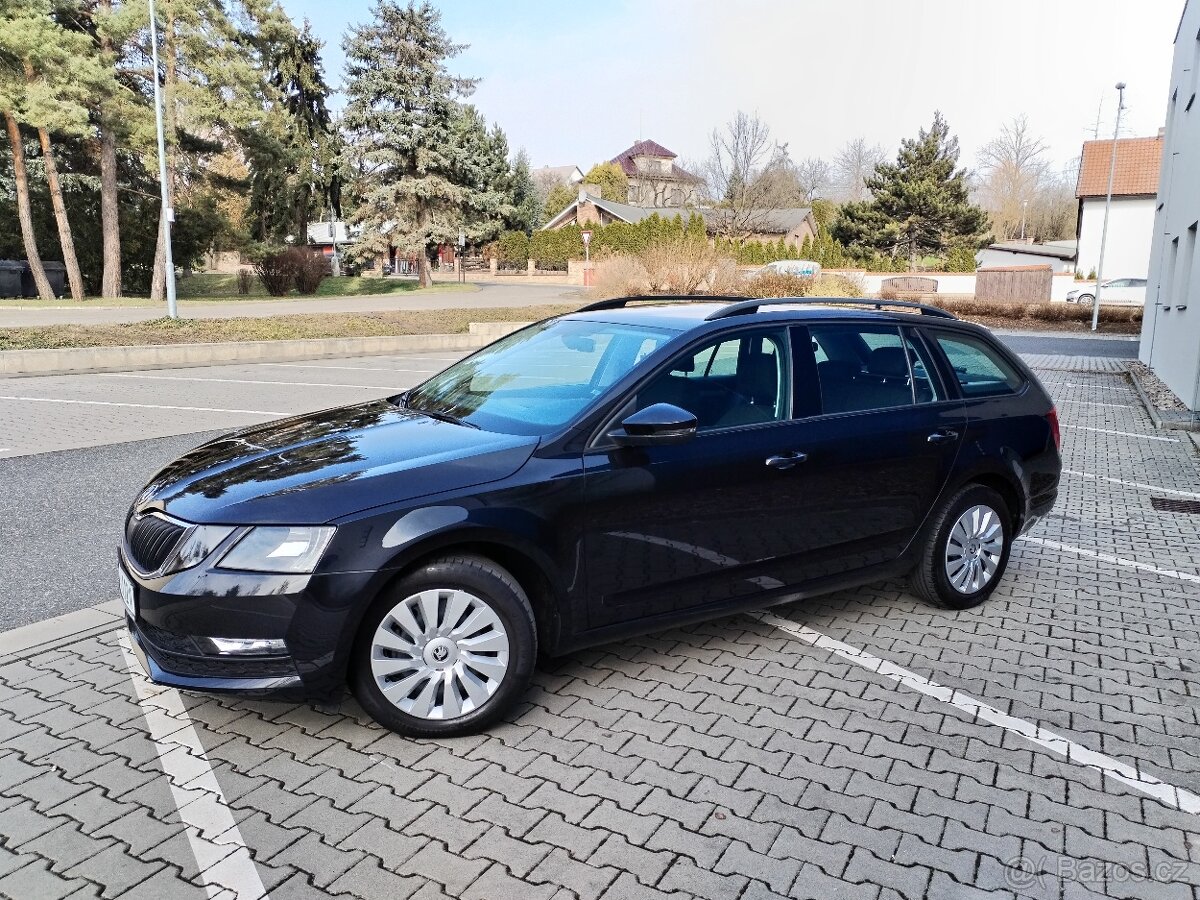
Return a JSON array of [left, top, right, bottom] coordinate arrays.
[[611, 139, 703, 207], [1075, 134, 1163, 278]]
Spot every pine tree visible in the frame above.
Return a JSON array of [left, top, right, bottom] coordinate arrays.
[[508, 148, 539, 234], [833, 112, 987, 271], [342, 0, 476, 288]]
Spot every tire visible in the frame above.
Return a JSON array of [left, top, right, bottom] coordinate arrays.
[[351, 554, 537, 737], [908, 484, 1012, 610], [1078, 293, 1095, 309]]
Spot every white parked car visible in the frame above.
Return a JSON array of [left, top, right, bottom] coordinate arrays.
[[1065, 278, 1146, 307], [760, 259, 822, 278]]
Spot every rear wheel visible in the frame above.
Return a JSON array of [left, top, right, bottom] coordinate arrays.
[[909, 484, 1012, 610], [351, 554, 536, 737]]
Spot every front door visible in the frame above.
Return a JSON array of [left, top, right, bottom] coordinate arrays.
[[582, 326, 813, 628]]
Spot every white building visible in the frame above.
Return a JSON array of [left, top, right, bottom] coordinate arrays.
[[1140, 1, 1200, 412], [976, 240, 1077, 274], [1075, 135, 1162, 279]]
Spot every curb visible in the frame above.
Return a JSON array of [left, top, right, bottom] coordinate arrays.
[[0, 600, 125, 660], [0, 322, 528, 378], [1127, 367, 1199, 432]]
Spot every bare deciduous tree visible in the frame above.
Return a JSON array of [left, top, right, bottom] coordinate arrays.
[[794, 156, 831, 203], [984, 116, 1060, 243], [832, 137, 885, 203], [702, 110, 791, 239]]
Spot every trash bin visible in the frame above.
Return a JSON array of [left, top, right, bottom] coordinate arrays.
[[0, 260, 23, 298], [19, 260, 66, 298]]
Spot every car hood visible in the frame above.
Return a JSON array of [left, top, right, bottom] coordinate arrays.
[[136, 400, 539, 524]]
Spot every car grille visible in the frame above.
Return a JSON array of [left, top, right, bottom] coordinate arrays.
[[126, 513, 186, 573]]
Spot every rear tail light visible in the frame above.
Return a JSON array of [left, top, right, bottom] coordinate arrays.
[[1046, 407, 1061, 450]]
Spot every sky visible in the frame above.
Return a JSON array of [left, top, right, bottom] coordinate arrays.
[[279, 0, 1184, 175]]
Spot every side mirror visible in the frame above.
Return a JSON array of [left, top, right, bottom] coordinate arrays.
[[610, 403, 698, 447]]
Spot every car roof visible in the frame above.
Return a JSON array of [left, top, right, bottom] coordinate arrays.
[[562, 297, 966, 333]]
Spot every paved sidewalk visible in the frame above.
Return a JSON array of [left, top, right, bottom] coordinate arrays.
[[1, 364, 1199, 899], [0, 282, 577, 328]]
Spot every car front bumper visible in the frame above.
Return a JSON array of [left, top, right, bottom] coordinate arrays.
[[119, 550, 373, 699]]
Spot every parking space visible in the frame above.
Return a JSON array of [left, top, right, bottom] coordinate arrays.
[[1, 362, 1198, 899], [0, 352, 467, 458]]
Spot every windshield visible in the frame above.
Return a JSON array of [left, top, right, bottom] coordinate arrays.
[[403, 319, 679, 435]]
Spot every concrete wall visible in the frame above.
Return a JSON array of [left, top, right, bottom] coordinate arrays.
[[826, 270, 1075, 301], [1139, 0, 1200, 411], [1077, 196, 1156, 278], [976, 248, 1075, 274]]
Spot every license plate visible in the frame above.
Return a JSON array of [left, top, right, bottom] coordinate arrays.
[[119, 568, 136, 620]]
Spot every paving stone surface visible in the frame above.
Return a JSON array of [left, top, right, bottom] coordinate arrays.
[[1, 362, 1199, 899]]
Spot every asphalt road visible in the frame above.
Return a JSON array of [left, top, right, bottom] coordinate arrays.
[[0, 332, 1139, 631]]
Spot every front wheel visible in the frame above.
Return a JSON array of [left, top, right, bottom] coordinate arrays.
[[1078, 293, 1095, 309], [909, 484, 1012, 610], [351, 554, 537, 737]]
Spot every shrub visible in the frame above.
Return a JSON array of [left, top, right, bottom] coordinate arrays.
[[744, 272, 813, 298], [497, 230, 530, 267], [591, 256, 650, 299], [640, 237, 718, 294], [944, 247, 978, 272], [236, 269, 253, 295], [707, 258, 745, 295], [293, 252, 328, 295], [254, 248, 300, 296]]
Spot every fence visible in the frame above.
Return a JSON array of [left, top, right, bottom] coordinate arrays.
[[974, 265, 1052, 303]]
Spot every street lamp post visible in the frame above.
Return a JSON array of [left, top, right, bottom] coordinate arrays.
[[147, 0, 177, 319], [1091, 81, 1126, 332]]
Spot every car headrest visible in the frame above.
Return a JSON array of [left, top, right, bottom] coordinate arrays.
[[816, 359, 861, 381], [867, 346, 910, 378]]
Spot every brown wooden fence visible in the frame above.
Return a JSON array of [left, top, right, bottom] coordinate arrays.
[[975, 265, 1052, 303]]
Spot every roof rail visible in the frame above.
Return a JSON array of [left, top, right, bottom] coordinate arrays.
[[704, 297, 957, 321], [577, 294, 746, 313]]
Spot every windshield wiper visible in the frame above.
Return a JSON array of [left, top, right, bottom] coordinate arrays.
[[407, 402, 480, 429]]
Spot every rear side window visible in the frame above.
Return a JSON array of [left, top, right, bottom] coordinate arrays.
[[931, 332, 1024, 398]]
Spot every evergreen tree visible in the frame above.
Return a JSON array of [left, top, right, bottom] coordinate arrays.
[[342, 0, 476, 288], [448, 104, 513, 245], [508, 148, 540, 234], [582, 161, 628, 202], [242, 15, 338, 245], [833, 112, 987, 270], [542, 182, 575, 220]]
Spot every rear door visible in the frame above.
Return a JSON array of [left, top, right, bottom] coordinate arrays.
[[780, 321, 966, 579]]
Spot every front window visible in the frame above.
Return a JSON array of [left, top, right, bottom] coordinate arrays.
[[635, 329, 790, 431], [404, 320, 678, 435]]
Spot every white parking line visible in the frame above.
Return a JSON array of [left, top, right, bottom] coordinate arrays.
[[99, 373, 395, 390], [760, 613, 1200, 815], [0, 396, 288, 416], [1062, 425, 1179, 443], [1018, 536, 1200, 584], [119, 636, 268, 898], [1057, 400, 1134, 409], [1063, 469, 1200, 500]]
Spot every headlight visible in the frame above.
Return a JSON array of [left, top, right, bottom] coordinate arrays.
[[217, 526, 335, 574], [170, 525, 237, 572]]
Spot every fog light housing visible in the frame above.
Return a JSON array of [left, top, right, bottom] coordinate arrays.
[[204, 637, 288, 656]]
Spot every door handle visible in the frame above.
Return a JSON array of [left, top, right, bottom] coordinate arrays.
[[927, 430, 960, 445], [765, 451, 808, 470]]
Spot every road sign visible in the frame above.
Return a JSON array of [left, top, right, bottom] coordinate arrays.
[[581, 230, 592, 246]]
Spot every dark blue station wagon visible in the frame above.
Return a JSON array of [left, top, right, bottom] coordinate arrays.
[[120, 297, 1061, 736]]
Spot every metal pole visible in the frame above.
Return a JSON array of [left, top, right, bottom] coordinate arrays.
[[1020, 200, 1028, 241], [148, 0, 177, 318], [1091, 82, 1125, 332]]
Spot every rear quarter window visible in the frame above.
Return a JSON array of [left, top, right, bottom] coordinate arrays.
[[930, 332, 1024, 398]]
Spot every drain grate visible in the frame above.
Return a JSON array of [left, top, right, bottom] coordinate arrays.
[[1151, 496, 1200, 514]]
